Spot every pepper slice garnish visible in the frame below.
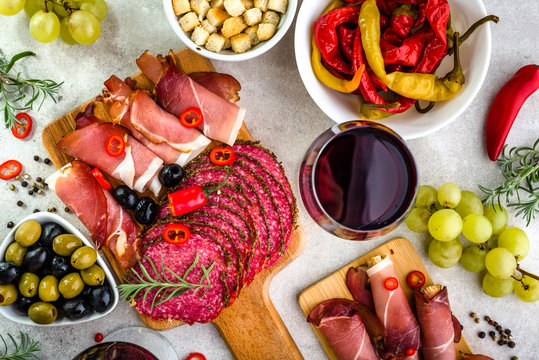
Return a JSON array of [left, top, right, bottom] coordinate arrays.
[[405, 348, 416, 356], [11, 113, 33, 139], [209, 147, 236, 166], [179, 107, 204, 128], [383, 276, 398, 291], [105, 134, 126, 157], [407, 270, 426, 289], [163, 223, 191, 245], [91, 168, 112, 191], [0, 160, 23, 180], [186, 353, 207, 360]]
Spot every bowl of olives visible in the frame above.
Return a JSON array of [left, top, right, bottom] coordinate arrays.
[[0, 212, 118, 326]]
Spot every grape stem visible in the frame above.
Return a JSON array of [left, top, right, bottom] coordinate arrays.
[[45, 0, 78, 13], [515, 264, 539, 282]]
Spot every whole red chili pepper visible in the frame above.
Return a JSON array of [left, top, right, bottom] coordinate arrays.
[[352, 28, 387, 104], [411, 28, 445, 73], [424, 0, 450, 45], [411, 3, 427, 32], [486, 65, 539, 161], [384, 5, 414, 40], [382, 31, 431, 66], [337, 25, 356, 62]]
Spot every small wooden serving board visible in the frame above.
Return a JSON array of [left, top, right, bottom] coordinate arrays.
[[299, 238, 471, 360], [42, 48, 305, 360]]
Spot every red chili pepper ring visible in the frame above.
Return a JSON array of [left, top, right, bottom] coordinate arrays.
[[180, 107, 204, 128], [384, 277, 399, 291], [105, 134, 126, 157], [12, 113, 33, 139], [0, 160, 23, 180], [163, 223, 190, 245], [210, 147, 236, 166]]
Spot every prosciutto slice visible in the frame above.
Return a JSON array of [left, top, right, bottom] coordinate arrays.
[[308, 299, 378, 360], [367, 255, 421, 357], [136, 51, 246, 145]]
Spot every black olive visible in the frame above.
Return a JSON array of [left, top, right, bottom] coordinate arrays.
[[112, 186, 139, 210], [23, 246, 51, 273], [0, 261, 22, 285], [39, 222, 66, 248], [14, 296, 38, 315], [50, 255, 73, 278], [134, 198, 158, 225], [62, 298, 93, 320], [90, 285, 113, 313], [158, 164, 185, 187]]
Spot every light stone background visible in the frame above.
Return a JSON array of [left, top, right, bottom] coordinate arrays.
[[0, 0, 537, 359]]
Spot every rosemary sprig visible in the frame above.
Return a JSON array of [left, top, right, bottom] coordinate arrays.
[[0, 50, 63, 129], [479, 138, 539, 226], [0, 332, 40, 360], [117, 253, 215, 312]]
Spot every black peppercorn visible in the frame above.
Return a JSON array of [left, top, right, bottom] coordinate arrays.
[[475, 318, 481, 323], [478, 332, 486, 338], [505, 329, 511, 335], [7, 221, 14, 228], [21, 181, 28, 187], [33, 155, 39, 161], [33, 209, 40, 213], [511, 357, 518, 360], [28, 190, 33, 195], [508, 341, 515, 348], [470, 312, 477, 318], [64, 207, 70, 213], [484, 316, 490, 321], [16, 200, 23, 207], [489, 331, 495, 337], [496, 325, 503, 332], [36, 177, 42, 183], [44, 158, 51, 164], [493, 322, 498, 327], [460, 324, 463, 330], [497, 340, 504, 346]]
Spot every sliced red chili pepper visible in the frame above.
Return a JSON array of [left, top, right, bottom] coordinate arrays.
[[91, 168, 112, 191], [383, 277, 399, 291], [180, 107, 204, 128], [186, 353, 206, 360], [210, 147, 236, 166], [105, 134, 125, 157], [407, 270, 426, 289], [0, 160, 22, 180], [163, 223, 190, 245], [11, 113, 33, 139], [405, 348, 416, 356]]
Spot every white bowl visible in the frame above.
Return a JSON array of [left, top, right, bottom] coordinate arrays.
[[294, 0, 492, 140], [0, 212, 119, 327], [163, 0, 298, 61]]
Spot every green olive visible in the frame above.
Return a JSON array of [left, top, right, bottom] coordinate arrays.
[[52, 234, 82, 256], [18, 272, 40, 298], [80, 264, 105, 286], [28, 302, 57, 324], [58, 273, 84, 299], [70, 246, 97, 270], [0, 284, 18, 306], [14, 220, 42, 247], [4, 242, 28, 266], [38, 275, 60, 302]]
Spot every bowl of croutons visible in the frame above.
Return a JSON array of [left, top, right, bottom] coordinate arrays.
[[164, 0, 297, 60]]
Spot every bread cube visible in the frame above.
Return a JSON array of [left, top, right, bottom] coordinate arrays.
[[242, 0, 254, 9], [223, 36, 232, 49], [205, 33, 226, 52], [254, 0, 267, 12], [257, 22, 276, 41], [267, 0, 287, 13], [221, 16, 247, 38], [206, 7, 230, 27], [179, 11, 201, 32], [224, 0, 246, 16], [231, 33, 252, 53], [243, 7, 261, 26], [245, 25, 260, 46], [211, 0, 224, 8], [173, 0, 191, 15], [201, 19, 217, 34], [191, 25, 210, 45], [191, 0, 210, 17], [261, 10, 279, 26]]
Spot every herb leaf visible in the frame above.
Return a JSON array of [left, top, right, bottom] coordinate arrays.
[[0, 332, 40, 360]]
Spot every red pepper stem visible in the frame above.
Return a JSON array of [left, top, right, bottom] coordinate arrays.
[[203, 167, 231, 198]]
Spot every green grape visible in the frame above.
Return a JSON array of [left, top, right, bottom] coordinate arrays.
[[67, 10, 100, 44], [485, 247, 516, 279], [462, 214, 492, 244], [427, 209, 462, 241], [60, 16, 77, 44], [455, 190, 483, 218], [498, 227, 529, 261], [0, 0, 25, 15], [428, 238, 462, 268], [80, 0, 106, 21], [405, 207, 430, 233], [460, 245, 487, 272], [482, 273, 513, 298], [484, 204, 508, 235], [46, 0, 69, 17], [513, 275, 539, 303], [415, 185, 437, 208], [30, 10, 60, 43], [437, 182, 461, 208], [23, 0, 45, 17]]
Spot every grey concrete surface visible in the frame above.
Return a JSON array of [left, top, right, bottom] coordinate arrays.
[[0, 0, 537, 359]]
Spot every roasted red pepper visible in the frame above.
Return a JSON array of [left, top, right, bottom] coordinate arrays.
[[91, 168, 112, 190], [180, 107, 204, 128], [0, 160, 22, 180], [384, 277, 399, 291], [105, 134, 126, 157], [486, 64, 539, 161], [337, 25, 356, 62], [384, 5, 414, 40], [11, 113, 33, 139], [382, 31, 431, 66], [407, 270, 426, 289], [424, 0, 450, 45], [163, 223, 190, 245], [210, 147, 236, 166]]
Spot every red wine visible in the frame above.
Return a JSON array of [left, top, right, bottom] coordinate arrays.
[[314, 126, 416, 230]]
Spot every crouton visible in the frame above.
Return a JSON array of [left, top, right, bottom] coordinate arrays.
[[205, 33, 226, 52], [231, 33, 252, 53], [257, 22, 276, 41], [191, 0, 210, 17], [206, 7, 230, 27], [224, 0, 246, 16], [173, 0, 191, 15], [261, 10, 279, 26], [211, 0, 224, 8], [201, 19, 217, 34], [245, 25, 260, 46], [191, 25, 210, 45], [179, 11, 201, 32], [254, 0, 267, 12], [267, 0, 287, 13], [242, 0, 254, 10], [221, 16, 247, 38], [243, 7, 261, 26], [223, 36, 232, 49]]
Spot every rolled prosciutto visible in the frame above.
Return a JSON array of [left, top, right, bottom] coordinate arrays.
[[308, 299, 378, 360], [367, 255, 421, 357], [415, 285, 456, 360]]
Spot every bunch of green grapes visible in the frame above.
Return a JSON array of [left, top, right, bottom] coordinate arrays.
[[406, 182, 538, 303], [0, 0, 107, 44]]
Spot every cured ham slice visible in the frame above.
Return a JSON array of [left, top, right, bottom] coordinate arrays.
[[188, 72, 241, 103], [308, 299, 378, 360], [347, 266, 375, 311], [136, 51, 246, 145], [415, 285, 456, 360], [367, 255, 421, 357]]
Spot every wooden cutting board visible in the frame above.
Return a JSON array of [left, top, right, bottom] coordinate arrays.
[[299, 237, 472, 360], [42, 48, 306, 360]]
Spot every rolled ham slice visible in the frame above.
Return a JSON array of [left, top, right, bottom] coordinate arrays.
[[367, 255, 421, 357]]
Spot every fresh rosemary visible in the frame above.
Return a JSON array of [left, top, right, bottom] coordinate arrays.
[[117, 253, 215, 312], [0, 332, 40, 360], [479, 138, 539, 226], [0, 50, 63, 129]]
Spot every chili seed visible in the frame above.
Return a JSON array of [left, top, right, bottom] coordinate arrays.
[[478, 332, 486, 338], [469, 312, 477, 318], [16, 201, 23, 207], [23, 174, 30, 179], [33, 155, 39, 161], [508, 341, 515, 348], [33, 209, 40, 213], [15, 175, 21, 180], [21, 181, 28, 187], [37, 189, 43, 195], [9, 184, 16, 191], [489, 331, 495, 337], [7, 221, 14, 229], [475, 318, 481, 323], [36, 177, 42, 183], [28, 190, 33, 195], [64, 207, 70, 213], [44, 158, 51, 164]]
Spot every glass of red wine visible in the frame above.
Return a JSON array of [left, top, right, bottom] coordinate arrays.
[[299, 121, 418, 240]]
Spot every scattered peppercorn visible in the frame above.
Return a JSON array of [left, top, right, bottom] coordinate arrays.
[[33, 187, 39, 192], [16, 201, 23, 207], [44, 158, 51, 165], [39, 183, 45, 189], [37, 189, 43, 195], [30, 182, 36, 188], [460, 324, 463, 330], [493, 336, 498, 342], [508, 335, 513, 340], [23, 174, 30, 179], [64, 207, 70, 213], [488, 320, 494, 325], [475, 318, 481, 323], [502, 336, 507, 341], [493, 322, 499, 327], [48, 207, 57, 213], [508, 341, 515, 348], [498, 340, 504, 346], [470, 312, 477, 318], [15, 175, 21, 180], [21, 181, 28, 187], [478, 332, 486, 338], [33, 155, 39, 161], [496, 325, 503, 332], [484, 316, 491, 321], [505, 329, 511, 335], [94, 333, 104, 343], [36, 177, 42, 183], [489, 331, 495, 337], [7, 221, 14, 228], [33, 209, 40, 213], [28, 190, 33, 195], [511, 357, 518, 360], [9, 184, 16, 191]]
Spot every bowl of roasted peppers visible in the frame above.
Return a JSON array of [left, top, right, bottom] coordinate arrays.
[[295, 0, 497, 139]]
